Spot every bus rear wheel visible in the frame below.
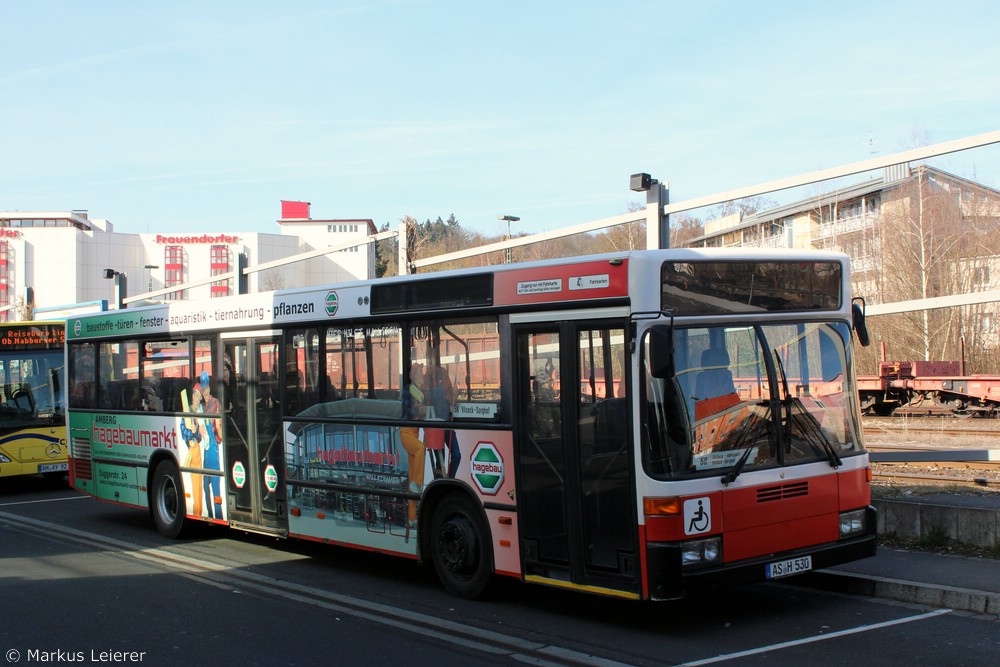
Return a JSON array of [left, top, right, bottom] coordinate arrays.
[[430, 494, 491, 599], [150, 460, 187, 538]]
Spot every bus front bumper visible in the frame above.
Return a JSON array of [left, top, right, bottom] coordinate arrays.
[[645, 506, 878, 601]]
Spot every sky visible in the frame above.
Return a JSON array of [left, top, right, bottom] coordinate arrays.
[[4, 0, 1000, 239]]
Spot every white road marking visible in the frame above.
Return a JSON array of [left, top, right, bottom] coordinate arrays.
[[0, 510, 634, 667], [675, 608, 953, 666], [0, 494, 89, 507]]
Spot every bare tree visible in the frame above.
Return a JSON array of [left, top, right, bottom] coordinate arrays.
[[866, 166, 1000, 369], [599, 202, 647, 252], [707, 196, 778, 221], [15, 297, 32, 322], [669, 213, 705, 248], [259, 269, 285, 291]]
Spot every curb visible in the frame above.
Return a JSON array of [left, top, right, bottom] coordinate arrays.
[[801, 569, 1000, 617]]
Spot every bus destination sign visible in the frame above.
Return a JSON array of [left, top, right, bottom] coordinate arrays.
[[0, 324, 65, 349]]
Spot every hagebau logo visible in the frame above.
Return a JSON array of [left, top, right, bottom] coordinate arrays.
[[470, 441, 504, 495], [325, 291, 339, 316]]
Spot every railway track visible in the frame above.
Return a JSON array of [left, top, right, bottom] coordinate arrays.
[[862, 419, 1000, 440], [862, 417, 1000, 490], [872, 469, 1000, 489]]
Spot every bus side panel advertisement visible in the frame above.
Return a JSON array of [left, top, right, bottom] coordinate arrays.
[[284, 409, 518, 564], [92, 462, 142, 506], [69, 412, 227, 521], [65, 287, 372, 341]]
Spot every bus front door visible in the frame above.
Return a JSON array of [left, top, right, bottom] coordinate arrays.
[[515, 323, 637, 596], [223, 336, 287, 536]]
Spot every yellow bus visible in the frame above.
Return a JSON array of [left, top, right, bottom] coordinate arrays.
[[0, 321, 67, 480]]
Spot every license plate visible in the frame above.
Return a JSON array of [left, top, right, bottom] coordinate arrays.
[[766, 555, 812, 579], [38, 463, 69, 473]]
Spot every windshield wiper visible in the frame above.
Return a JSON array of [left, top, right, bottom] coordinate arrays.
[[719, 408, 769, 485], [772, 349, 792, 453], [721, 444, 754, 486], [789, 404, 842, 467], [773, 349, 840, 467]]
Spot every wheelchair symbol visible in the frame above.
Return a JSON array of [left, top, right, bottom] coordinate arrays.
[[684, 497, 712, 535]]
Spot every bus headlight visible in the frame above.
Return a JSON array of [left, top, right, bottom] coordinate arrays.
[[839, 509, 867, 538], [0, 453, 10, 463], [681, 537, 722, 566]]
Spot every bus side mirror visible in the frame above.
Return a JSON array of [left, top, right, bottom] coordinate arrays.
[[852, 301, 870, 347], [647, 325, 673, 378]]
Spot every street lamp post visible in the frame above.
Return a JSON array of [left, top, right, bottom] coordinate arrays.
[[144, 264, 159, 292], [499, 215, 519, 263], [630, 173, 669, 249], [103, 268, 128, 309]]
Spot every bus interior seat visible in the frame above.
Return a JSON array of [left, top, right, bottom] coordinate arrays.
[[158, 377, 189, 412], [119, 380, 142, 410], [695, 348, 736, 400]]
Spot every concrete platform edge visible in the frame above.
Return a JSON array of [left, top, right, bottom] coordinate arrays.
[[801, 569, 1000, 615], [874, 497, 1000, 549]]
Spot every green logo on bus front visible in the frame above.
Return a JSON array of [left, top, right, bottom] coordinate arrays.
[[470, 442, 503, 495], [325, 291, 338, 316]]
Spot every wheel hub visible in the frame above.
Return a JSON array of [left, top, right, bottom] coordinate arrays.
[[438, 517, 477, 575]]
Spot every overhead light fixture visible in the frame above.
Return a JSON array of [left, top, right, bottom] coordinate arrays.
[[630, 173, 657, 192]]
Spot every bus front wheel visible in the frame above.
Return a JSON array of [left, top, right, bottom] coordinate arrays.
[[150, 460, 186, 538], [429, 494, 491, 599]]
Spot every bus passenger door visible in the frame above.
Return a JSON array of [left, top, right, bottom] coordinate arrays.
[[515, 322, 637, 596], [223, 335, 287, 536]]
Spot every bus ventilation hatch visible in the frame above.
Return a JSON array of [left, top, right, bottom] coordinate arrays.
[[756, 481, 808, 503], [72, 438, 92, 481]]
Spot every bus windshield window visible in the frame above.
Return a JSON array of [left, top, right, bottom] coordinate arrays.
[[0, 350, 65, 425], [642, 321, 863, 479]]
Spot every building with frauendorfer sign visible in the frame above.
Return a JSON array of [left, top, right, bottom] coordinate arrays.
[[0, 200, 375, 321]]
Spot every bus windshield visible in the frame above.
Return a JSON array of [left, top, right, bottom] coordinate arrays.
[[0, 348, 65, 429], [642, 321, 864, 479]]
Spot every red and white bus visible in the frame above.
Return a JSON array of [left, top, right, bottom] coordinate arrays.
[[66, 248, 875, 600]]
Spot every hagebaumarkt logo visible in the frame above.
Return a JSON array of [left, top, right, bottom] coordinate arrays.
[[325, 291, 339, 316], [470, 441, 504, 495]]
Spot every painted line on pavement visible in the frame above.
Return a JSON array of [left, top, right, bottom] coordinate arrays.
[[675, 608, 952, 666]]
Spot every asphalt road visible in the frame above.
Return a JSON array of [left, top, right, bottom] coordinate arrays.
[[2, 476, 998, 667]]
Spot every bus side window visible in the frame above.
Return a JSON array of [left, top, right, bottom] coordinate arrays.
[[69, 344, 97, 409]]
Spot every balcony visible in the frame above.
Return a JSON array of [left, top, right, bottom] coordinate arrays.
[[816, 212, 879, 240]]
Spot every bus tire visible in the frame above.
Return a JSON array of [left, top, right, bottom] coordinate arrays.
[[150, 460, 187, 538], [430, 493, 491, 599]]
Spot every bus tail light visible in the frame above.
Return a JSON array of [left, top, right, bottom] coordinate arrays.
[[681, 537, 722, 566], [839, 509, 867, 538]]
